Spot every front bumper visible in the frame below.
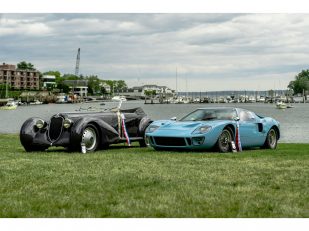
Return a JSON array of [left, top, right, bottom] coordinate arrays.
[[145, 127, 221, 150], [146, 134, 215, 150]]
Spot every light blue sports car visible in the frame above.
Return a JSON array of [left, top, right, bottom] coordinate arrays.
[[145, 107, 280, 152]]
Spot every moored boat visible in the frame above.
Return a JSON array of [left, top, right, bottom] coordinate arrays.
[[0, 100, 18, 110], [276, 101, 287, 109]]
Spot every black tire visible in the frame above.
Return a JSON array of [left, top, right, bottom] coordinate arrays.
[[81, 124, 100, 152], [263, 128, 278, 149], [216, 127, 233, 153]]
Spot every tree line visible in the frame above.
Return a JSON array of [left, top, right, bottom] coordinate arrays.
[[43, 71, 127, 95], [13, 61, 309, 96], [11, 61, 128, 95]]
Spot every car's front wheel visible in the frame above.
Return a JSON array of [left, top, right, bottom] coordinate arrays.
[[81, 124, 99, 152], [263, 128, 278, 149], [216, 128, 233, 153]]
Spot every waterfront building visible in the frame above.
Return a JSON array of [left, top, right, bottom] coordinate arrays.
[[63, 80, 88, 97], [42, 75, 57, 89], [0, 63, 40, 90], [124, 84, 174, 98]]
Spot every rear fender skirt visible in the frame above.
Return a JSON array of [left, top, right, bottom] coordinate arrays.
[[71, 118, 120, 146]]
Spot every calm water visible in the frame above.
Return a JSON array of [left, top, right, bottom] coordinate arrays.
[[0, 101, 308, 143]]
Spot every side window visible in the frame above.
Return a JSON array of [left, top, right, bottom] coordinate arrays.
[[239, 110, 256, 122]]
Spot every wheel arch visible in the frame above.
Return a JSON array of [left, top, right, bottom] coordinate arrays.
[[270, 125, 280, 140], [223, 124, 236, 140]]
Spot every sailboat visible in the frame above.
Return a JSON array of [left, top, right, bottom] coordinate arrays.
[[0, 74, 18, 110]]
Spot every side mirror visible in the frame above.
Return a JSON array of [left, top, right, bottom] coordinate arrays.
[[233, 117, 240, 121], [170, 117, 177, 121]]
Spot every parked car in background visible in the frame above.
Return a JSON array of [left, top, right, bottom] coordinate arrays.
[[145, 107, 280, 152]]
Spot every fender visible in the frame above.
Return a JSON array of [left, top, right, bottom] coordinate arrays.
[[138, 116, 152, 136], [70, 117, 120, 147], [20, 117, 50, 148]]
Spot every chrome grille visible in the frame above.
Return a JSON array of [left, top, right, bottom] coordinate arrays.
[[48, 115, 63, 141]]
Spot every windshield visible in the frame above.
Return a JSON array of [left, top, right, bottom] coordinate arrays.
[[180, 108, 237, 121]]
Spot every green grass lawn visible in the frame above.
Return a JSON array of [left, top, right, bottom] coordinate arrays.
[[0, 134, 308, 218]]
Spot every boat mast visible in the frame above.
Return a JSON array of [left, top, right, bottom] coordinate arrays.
[[5, 73, 8, 98], [176, 67, 178, 95]]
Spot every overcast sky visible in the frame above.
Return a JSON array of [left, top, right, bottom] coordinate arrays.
[[0, 13, 308, 91]]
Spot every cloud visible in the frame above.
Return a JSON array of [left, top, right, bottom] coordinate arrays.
[[0, 13, 308, 90], [0, 16, 52, 36]]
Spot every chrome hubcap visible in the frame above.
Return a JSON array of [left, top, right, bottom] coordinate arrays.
[[82, 127, 97, 150], [268, 129, 277, 148]]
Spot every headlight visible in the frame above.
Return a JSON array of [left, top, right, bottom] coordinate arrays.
[[192, 125, 212, 134], [146, 125, 159, 133], [63, 118, 73, 128], [35, 119, 45, 129]]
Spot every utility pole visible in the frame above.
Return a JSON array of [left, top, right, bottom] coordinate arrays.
[[75, 48, 80, 76]]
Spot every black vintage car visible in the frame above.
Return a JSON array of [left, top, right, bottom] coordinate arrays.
[[20, 107, 152, 152]]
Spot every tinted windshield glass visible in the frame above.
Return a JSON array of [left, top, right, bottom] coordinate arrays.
[[180, 108, 237, 121]]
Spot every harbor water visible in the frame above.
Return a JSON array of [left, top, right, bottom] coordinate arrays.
[[0, 101, 308, 143]]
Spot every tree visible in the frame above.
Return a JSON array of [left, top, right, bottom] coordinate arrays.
[[144, 90, 156, 97], [17, 61, 36, 70], [43, 71, 61, 79], [56, 83, 70, 94], [103, 80, 128, 94], [85, 75, 101, 95], [288, 69, 309, 94]]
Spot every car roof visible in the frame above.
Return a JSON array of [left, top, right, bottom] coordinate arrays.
[[197, 107, 237, 110]]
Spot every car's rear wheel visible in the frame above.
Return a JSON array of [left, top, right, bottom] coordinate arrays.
[[81, 124, 99, 152], [263, 128, 278, 149], [216, 128, 233, 153]]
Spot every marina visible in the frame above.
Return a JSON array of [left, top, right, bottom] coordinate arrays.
[[0, 100, 308, 143]]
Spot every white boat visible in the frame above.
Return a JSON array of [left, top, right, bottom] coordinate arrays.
[[276, 101, 287, 109], [112, 95, 127, 101], [248, 96, 256, 103], [30, 100, 43, 105], [0, 100, 18, 110]]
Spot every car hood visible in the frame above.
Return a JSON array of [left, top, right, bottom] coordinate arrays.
[[153, 120, 230, 131]]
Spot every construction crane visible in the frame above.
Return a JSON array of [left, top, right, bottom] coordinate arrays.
[[75, 48, 80, 76]]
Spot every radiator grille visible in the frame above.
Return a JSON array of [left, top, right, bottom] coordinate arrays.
[[48, 116, 63, 141], [154, 137, 187, 146]]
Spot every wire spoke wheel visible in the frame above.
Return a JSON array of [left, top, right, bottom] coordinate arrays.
[[217, 129, 232, 152], [82, 126, 98, 151]]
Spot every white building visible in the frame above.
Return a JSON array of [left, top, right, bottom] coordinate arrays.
[[141, 85, 173, 96], [42, 75, 57, 88], [124, 84, 174, 98], [63, 80, 88, 97]]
